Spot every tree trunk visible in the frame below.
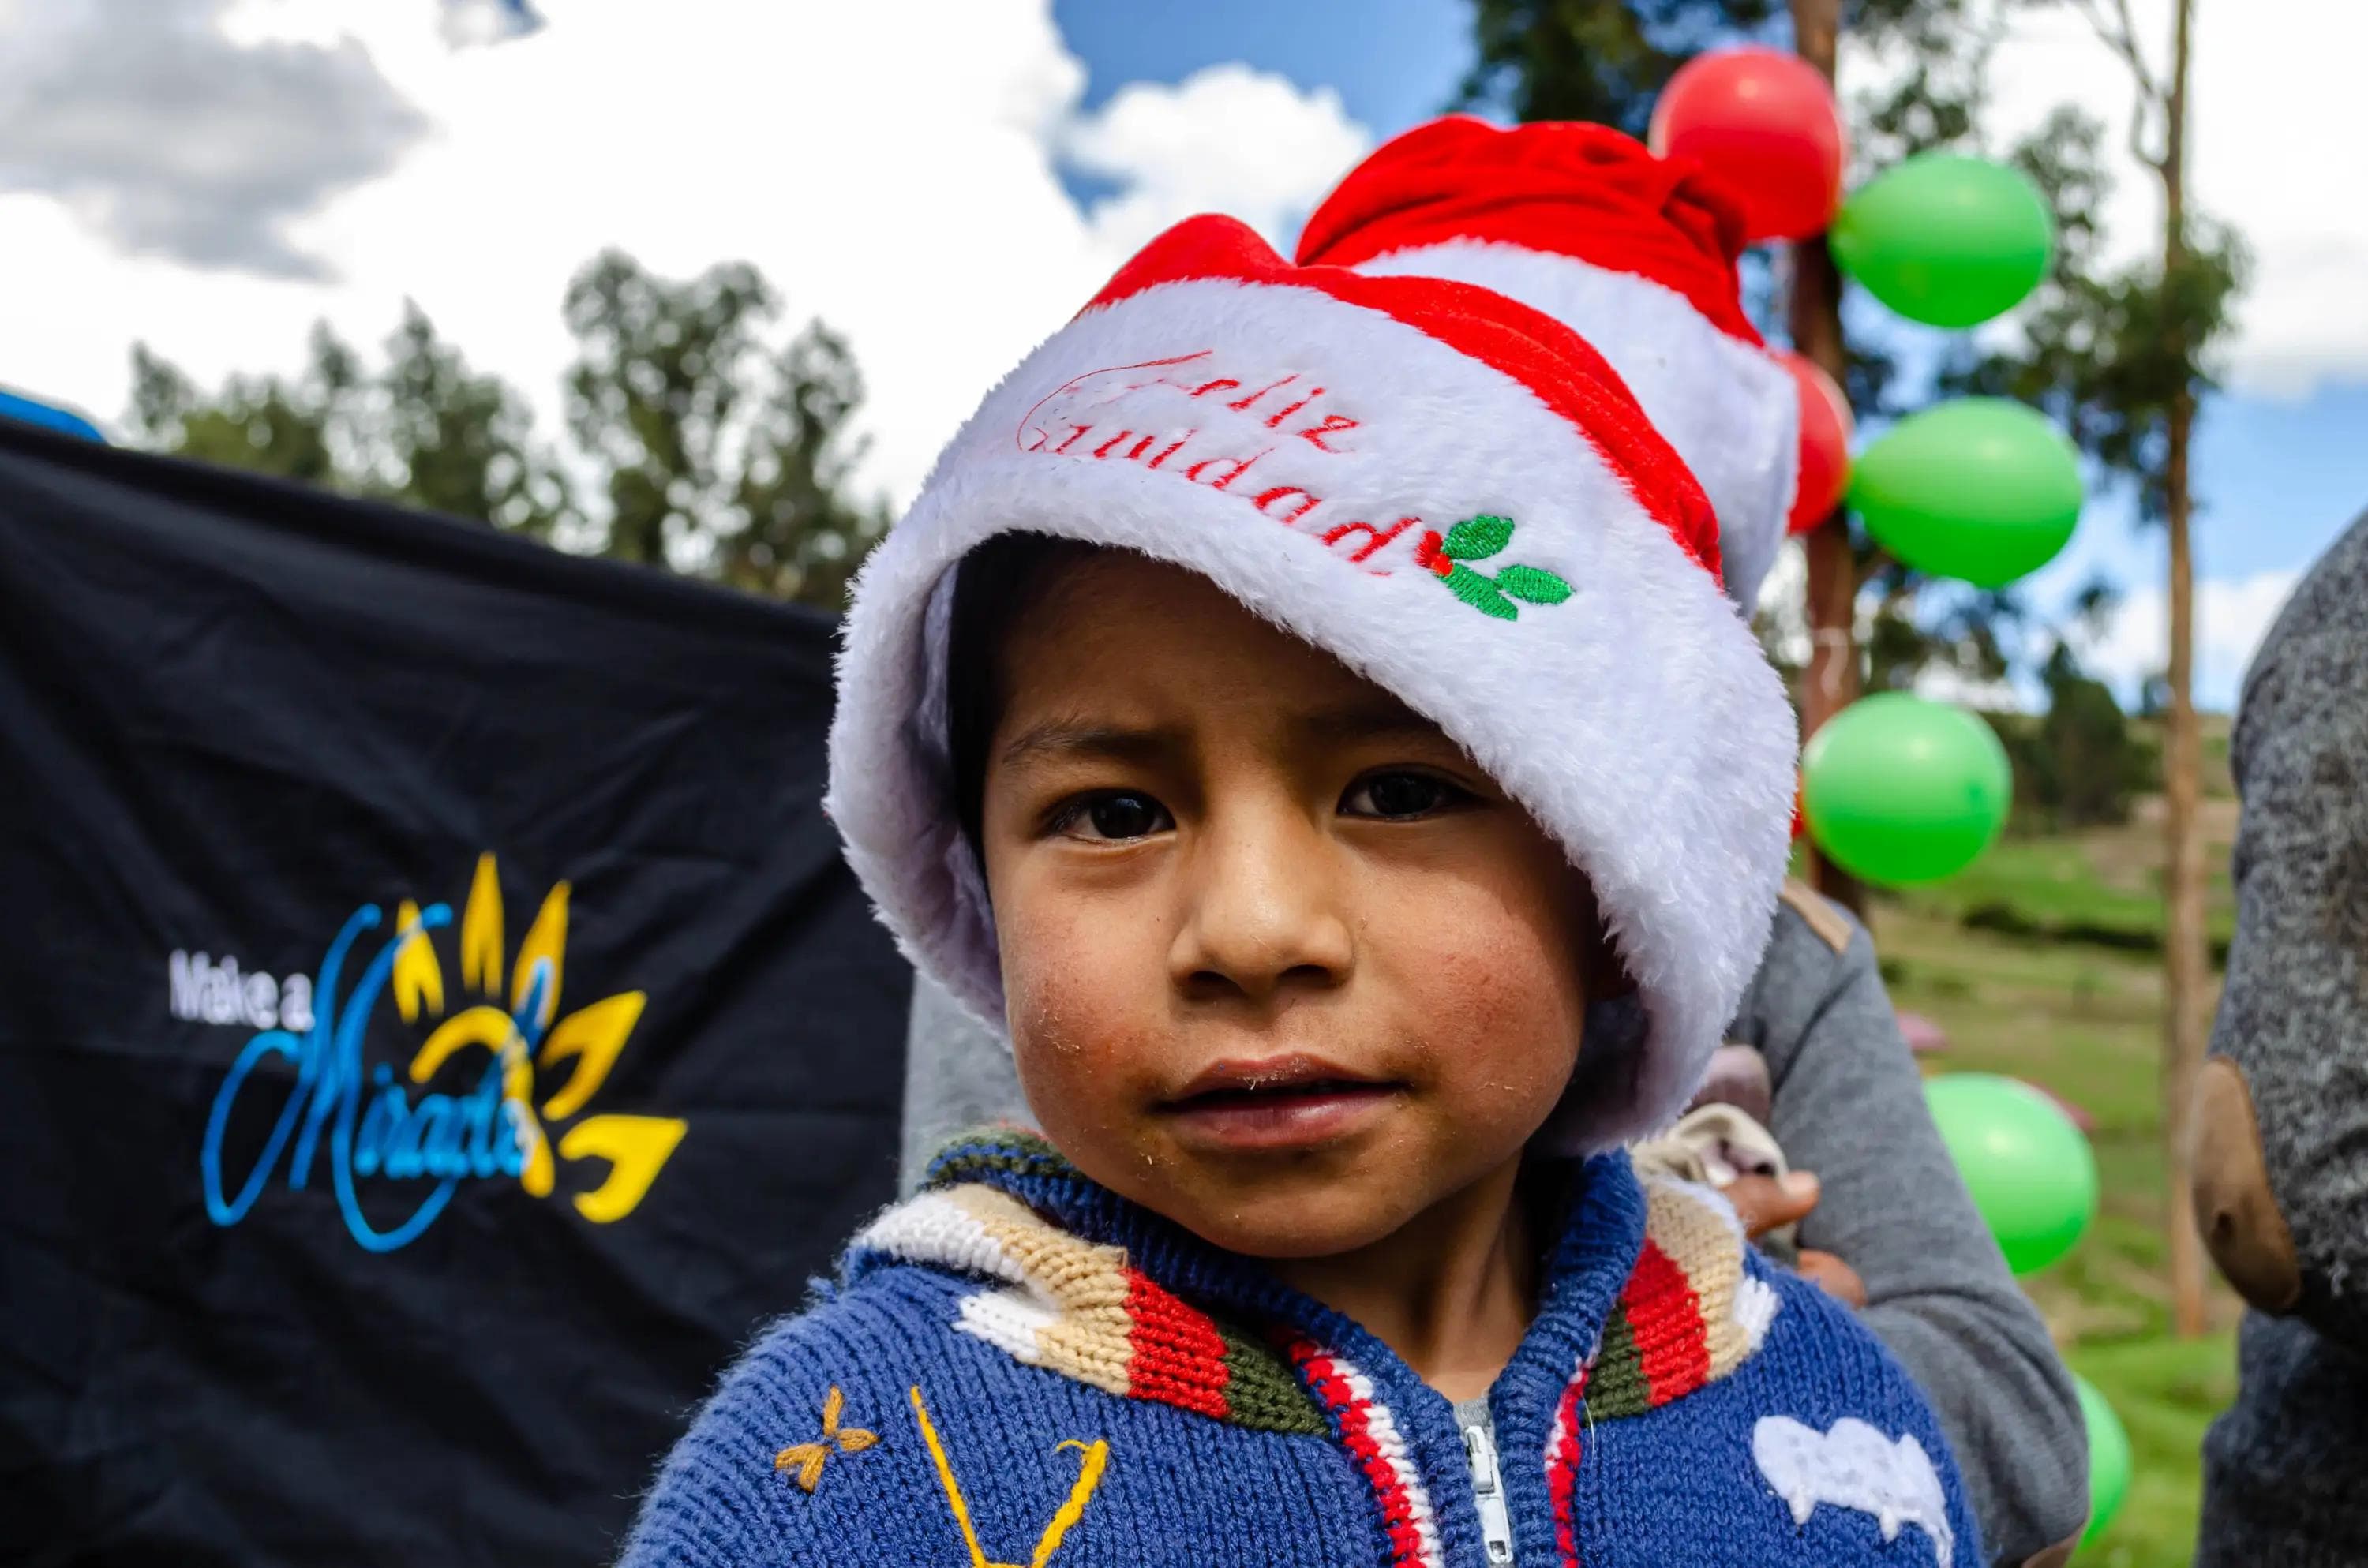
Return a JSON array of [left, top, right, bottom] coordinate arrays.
[[2157, 0, 2211, 1339], [1788, 0, 1864, 918]]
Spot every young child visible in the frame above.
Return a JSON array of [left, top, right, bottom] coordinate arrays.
[[621, 215, 1980, 1566]]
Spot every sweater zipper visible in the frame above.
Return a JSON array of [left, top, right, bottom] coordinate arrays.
[[1461, 1416, 1516, 1564]]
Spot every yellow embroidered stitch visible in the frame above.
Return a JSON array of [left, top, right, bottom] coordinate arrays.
[[774, 1386, 880, 1493], [911, 1384, 1110, 1568]]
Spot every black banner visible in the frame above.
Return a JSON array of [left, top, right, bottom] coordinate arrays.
[[0, 425, 911, 1566]]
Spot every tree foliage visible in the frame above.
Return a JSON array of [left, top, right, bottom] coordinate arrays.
[[1462, 1, 1984, 162], [378, 304, 570, 537], [557, 251, 886, 604], [128, 327, 362, 492], [1461, 0, 1782, 133], [1950, 107, 2247, 527], [1990, 634, 2156, 830], [124, 253, 884, 612], [129, 307, 565, 533]]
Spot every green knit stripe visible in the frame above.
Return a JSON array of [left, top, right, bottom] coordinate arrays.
[[1586, 1305, 1652, 1420], [922, 1126, 1074, 1189], [1217, 1326, 1331, 1436]]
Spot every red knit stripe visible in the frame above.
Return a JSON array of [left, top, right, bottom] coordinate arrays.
[[1122, 1270, 1231, 1420], [1621, 1239, 1712, 1405], [1549, 1367, 1590, 1566], [1297, 116, 1763, 346], [1283, 1334, 1428, 1567], [1081, 214, 1722, 582]]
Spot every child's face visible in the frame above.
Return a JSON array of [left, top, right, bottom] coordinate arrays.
[[978, 550, 1599, 1259]]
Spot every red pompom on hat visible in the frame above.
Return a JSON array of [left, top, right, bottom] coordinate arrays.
[[1298, 115, 1800, 610], [828, 214, 1797, 1152]]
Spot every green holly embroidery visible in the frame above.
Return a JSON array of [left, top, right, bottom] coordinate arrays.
[[1414, 515, 1572, 621]]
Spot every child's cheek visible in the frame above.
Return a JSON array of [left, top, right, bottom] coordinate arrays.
[[1385, 886, 1587, 1096], [997, 898, 1164, 1110]]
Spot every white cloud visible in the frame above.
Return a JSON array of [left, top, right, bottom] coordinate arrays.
[[1981, 0, 2368, 400], [0, 0, 1371, 507], [0, 0, 426, 277], [1751, 537, 1812, 664], [2069, 569, 2299, 707], [1061, 63, 1369, 256], [433, 0, 540, 50], [1909, 664, 2021, 712]]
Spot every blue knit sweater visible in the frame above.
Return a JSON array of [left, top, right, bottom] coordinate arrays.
[[620, 1132, 1980, 1567]]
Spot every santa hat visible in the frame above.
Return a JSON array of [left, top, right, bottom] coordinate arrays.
[[826, 214, 1796, 1152], [1297, 115, 1799, 610]]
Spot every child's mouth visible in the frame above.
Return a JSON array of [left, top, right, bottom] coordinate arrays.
[[1156, 1055, 1403, 1151]]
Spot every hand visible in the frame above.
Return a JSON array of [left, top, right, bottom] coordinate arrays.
[[1796, 1248, 1869, 1308], [1724, 1171, 1822, 1240], [1722, 1171, 1869, 1308]]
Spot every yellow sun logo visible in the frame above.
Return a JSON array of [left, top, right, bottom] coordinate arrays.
[[392, 852, 686, 1223]]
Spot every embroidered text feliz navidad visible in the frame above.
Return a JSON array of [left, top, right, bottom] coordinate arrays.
[[1017, 350, 1576, 620], [1016, 350, 1415, 568]]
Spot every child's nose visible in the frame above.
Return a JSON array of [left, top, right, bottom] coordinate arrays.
[[1167, 806, 1354, 1004]]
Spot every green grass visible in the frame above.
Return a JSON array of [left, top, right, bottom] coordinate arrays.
[[1867, 810, 2243, 1568], [2066, 1336, 2237, 1568], [1890, 817, 2238, 953]]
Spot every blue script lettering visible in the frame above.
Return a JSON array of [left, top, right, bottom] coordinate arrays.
[[200, 902, 535, 1253]]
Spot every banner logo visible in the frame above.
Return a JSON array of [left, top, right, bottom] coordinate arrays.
[[197, 853, 687, 1252]]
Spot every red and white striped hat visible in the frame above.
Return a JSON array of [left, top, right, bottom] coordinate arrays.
[[827, 214, 1796, 1151], [1297, 116, 1800, 609]]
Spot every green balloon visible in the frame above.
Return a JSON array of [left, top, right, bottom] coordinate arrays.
[[1849, 398, 2083, 589], [1924, 1073, 2100, 1275], [1801, 694, 2011, 886], [2072, 1373, 2132, 1547], [1833, 153, 2054, 327]]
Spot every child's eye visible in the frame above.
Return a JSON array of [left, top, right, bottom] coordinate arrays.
[[1049, 791, 1175, 842], [1340, 770, 1471, 821]]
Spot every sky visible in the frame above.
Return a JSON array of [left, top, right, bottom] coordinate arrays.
[[2, 0, 2361, 711]]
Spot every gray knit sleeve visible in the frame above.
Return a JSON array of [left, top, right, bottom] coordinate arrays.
[[2206, 511, 2368, 1347], [1744, 899, 2089, 1567], [900, 974, 1025, 1195]]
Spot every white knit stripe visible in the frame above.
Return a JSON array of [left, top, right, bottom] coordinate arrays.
[[1736, 1275, 1782, 1353], [1545, 1379, 1576, 1465], [1336, 1357, 1446, 1568], [828, 272, 1797, 1151], [1354, 240, 1798, 609], [953, 1285, 1061, 1367], [850, 1190, 1029, 1287]]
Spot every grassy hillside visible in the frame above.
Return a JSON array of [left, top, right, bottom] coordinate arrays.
[[1865, 742, 2242, 1566]]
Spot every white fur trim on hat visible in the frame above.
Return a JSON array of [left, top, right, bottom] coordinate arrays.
[[1354, 240, 1799, 611], [826, 226, 1796, 1152]]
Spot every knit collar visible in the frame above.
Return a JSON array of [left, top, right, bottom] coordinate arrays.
[[901, 1128, 1648, 1414], [852, 1128, 1779, 1566]]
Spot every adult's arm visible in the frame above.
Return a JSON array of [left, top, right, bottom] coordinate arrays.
[[900, 975, 1024, 1195], [2194, 510, 2368, 1346], [1744, 887, 2089, 1568]]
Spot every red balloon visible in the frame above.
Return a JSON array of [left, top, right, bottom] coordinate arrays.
[[1649, 47, 1847, 243], [1778, 350, 1853, 533]]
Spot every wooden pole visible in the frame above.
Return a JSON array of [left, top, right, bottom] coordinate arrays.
[[1789, 0, 1865, 918], [2156, 0, 2211, 1340]]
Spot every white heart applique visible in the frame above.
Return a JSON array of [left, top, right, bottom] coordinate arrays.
[[1752, 1415, 1954, 1568]]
